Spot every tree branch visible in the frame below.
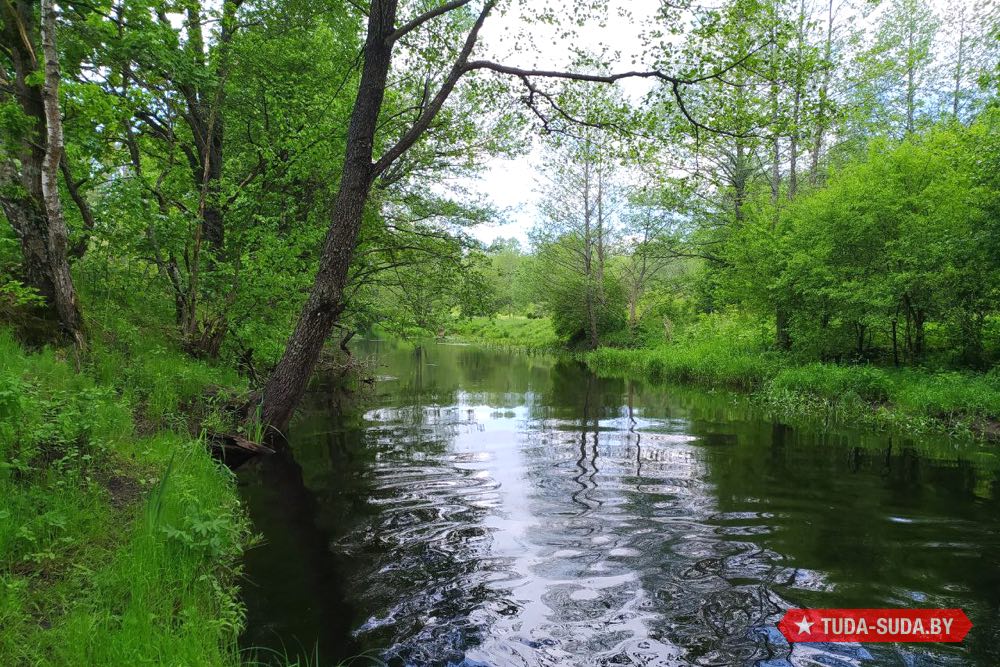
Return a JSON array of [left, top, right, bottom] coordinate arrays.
[[62, 156, 96, 258], [386, 0, 475, 46], [373, 0, 495, 174], [463, 61, 753, 138], [371, 3, 764, 176]]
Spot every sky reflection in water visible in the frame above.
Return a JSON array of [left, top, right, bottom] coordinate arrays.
[[240, 340, 1000, 667]]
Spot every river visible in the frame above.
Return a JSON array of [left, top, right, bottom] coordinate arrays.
[[238, 339, 1000, 666]]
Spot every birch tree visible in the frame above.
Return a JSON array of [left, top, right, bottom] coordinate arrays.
[[0, 0, 84, 345]]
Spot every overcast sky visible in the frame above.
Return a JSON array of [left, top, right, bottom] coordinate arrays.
[[465, 0, 663, 247], [460, 0, 974, 248]]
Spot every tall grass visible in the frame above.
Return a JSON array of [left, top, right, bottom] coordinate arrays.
[[0, 322, 251, 665], [449, 315, 559, 349]]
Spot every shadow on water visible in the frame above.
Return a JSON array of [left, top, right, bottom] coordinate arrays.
[[239, 339, 1000, 666], [238, 446, 367, 661]]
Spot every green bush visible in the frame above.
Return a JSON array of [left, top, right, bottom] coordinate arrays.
[[890, 370, 1000, 420], [770, 364, 893, 403]]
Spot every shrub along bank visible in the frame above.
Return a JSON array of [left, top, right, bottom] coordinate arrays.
[[448, 311, 1000, 439], [583, 342, 1000, 440], [0, 319, 252, 665]]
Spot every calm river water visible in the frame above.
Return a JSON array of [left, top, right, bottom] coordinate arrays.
[[239, 339, 1000, 666]]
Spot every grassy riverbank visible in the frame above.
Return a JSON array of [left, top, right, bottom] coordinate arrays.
[[0, 317, 251, 664], [449, 314, 1000, 439], [584, 341, 1000, 440], [448, 315, 559, 349]]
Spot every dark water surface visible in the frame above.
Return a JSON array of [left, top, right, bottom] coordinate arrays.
[[239, 340, 1000, 666]]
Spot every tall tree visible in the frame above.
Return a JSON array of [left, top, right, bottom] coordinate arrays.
[[619, 186, 682, 337], [808, 0, 838, 183], [532, 131, 621, 349], [938, 0, 996, 121], [659, 0, 773, 225], [75, 0, 361, 356], [0, 0, 84, 344], [856, 0, 938, 136], [106, 0, 242, 347]]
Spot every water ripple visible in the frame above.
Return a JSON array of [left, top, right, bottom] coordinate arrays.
[[242, 344, 1000, 667]]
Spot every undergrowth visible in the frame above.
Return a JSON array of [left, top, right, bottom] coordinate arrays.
[[0, 318, 252, 665]]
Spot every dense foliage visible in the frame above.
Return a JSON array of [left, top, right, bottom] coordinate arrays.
[[466, 0, 1000, 373], [3, 0, 997, 392]]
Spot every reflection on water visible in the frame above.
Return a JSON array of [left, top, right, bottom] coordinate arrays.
[[239, 340, 1000, 666]]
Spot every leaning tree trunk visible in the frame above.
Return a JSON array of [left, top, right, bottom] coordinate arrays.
[[258, 0, 397, 432]]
